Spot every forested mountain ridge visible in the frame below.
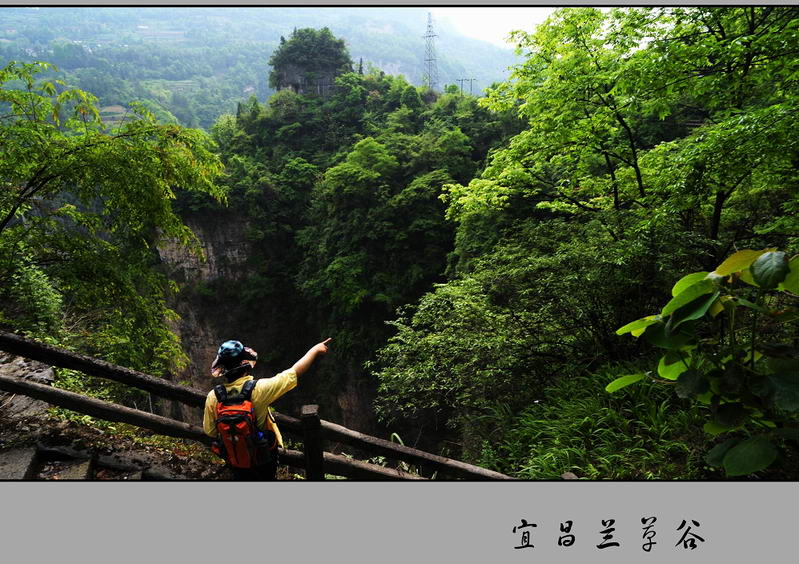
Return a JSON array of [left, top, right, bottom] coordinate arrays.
[[2, 7, 798, 480], [0, 7, 518, 128]]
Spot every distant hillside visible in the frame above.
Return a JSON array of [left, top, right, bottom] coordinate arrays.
[[0, 7, 520, 128]]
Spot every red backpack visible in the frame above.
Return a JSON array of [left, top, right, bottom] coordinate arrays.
[[210, 379, 276, 468]]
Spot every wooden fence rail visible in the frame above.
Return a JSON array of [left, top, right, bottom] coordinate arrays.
[[0, 373, 423, 481], [0, 372, 208, 443], [0, 330, 513, 480], [0, 331, 204, 406]]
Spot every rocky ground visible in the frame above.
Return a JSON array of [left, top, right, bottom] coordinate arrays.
[[0, 409, 230, 480]]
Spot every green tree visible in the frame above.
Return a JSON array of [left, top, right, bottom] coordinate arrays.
[[268, 27, 352, 92], [630, 7, 799, 257], [0, 61, 225, 377], [400, 85, 422, 109]]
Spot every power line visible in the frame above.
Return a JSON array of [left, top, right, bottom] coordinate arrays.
[[423, 12, 439, 92], [456, 78, 477, 95]]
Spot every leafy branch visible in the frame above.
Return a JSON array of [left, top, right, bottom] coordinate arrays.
[[613, 249, 799, 476]]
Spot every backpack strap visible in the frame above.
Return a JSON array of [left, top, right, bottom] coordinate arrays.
[[213, 384, 227, 403], [241, 378, 257, 400]]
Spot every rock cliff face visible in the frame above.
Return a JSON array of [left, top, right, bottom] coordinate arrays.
[[157, 209, 252, 424], [159, 211, 251, 284], [277, 64, 337, 97]]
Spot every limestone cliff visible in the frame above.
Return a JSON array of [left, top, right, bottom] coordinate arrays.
[[157, 209, 252, 424]]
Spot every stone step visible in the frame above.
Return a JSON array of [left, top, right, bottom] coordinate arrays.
[[2, 440, 201, 480], [37, 442, 178, 480], [0, 447, 39, 480], [57, 458, 95, 480]]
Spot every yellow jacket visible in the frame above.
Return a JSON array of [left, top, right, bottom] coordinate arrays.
[[202, 369, 297, 448]]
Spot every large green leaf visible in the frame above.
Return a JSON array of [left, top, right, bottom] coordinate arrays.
[[765, 359, 799, 412], [671, 291, 720, 329], [739, 268, 759, 287], [642, 322, 693, 350], [771, 376, 799, 411], [751, 251, 790, 289], [671, 271, 710, 297], [722, 436, 778, 476], [703, 420, 736, 435], [661, 279, 714, 316], [696, 390, 714, 405], [605, 373, 646, 393], [658, 353, 690, 380], [705, 438, 740, 467], [616, 315, 661, 337], [714, 249, 771, 276], [779, 256, 799, 294]]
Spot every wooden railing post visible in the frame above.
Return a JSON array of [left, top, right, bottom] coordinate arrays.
[[301, 404, 324, 480]]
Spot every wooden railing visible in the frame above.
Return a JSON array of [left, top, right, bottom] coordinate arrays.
[[0, 331, 514, 480]]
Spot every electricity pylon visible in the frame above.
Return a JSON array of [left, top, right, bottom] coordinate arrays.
[[423, 12, 439, 92]]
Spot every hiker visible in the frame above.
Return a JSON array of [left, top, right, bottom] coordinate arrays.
[[202, 337, 332, 480]]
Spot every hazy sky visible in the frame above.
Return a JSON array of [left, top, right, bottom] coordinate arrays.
[[430, 7, 557, 48]]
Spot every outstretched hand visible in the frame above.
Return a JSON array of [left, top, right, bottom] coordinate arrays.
[[292, 338, 332, 376], [313, 337, 332, 356]]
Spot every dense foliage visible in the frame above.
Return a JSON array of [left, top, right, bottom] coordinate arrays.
[[0, 61, 224, 403], [371, 7, 799, 477], [268, 27, 352, 90]]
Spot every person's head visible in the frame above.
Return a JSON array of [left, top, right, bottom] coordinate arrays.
[[210, 340, 258, 380]]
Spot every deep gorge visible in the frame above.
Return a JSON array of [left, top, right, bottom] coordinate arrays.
[[158, 208, 383, 438]]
